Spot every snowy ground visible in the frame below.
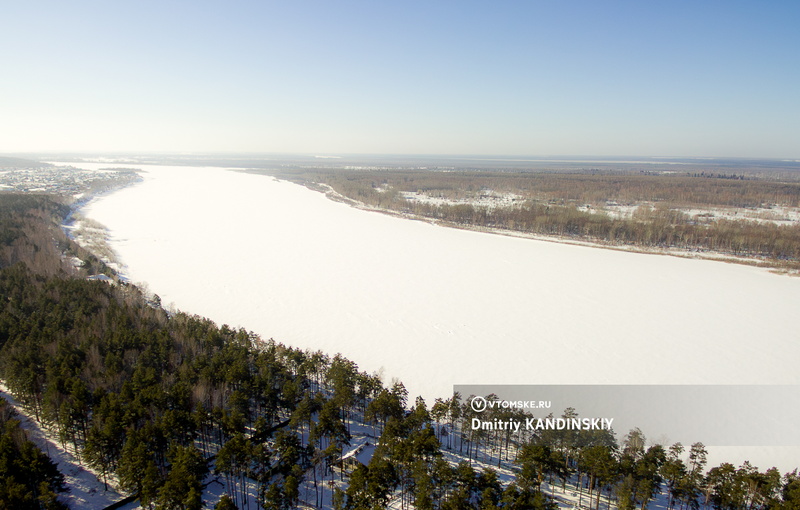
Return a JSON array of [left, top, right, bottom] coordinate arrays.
[[396, 188, 800, 227], [400, 189, 525, 210], [680, 204, 800, 226], [0, 383, 130, 510], [577, 200, 800, 226], [58, 162, 800, 473]]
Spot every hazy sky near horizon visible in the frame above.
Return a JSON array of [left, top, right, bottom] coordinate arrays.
[[2, 1, 799, 158]]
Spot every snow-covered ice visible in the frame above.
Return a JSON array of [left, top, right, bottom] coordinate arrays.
[[65, 162, 800, 471]]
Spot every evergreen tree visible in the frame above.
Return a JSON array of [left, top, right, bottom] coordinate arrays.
[[117, 429, 162, 508], [215, 494, 239, 510], [156, 444, 208, 510]]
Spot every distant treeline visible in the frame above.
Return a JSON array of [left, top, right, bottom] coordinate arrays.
[[418, 201, 800, 261], [0, 156, 50, 169], [284, 170, 800, 268], [281, 170, 800, 208]]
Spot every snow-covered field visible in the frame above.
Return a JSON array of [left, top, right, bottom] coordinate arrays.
[[63, 162, 800, 472], [400, 189, 525, 209]]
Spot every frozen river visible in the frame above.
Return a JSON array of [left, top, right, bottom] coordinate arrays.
[[68, 162, 800, 469]]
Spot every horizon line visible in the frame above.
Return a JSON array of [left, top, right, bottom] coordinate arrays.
[[4, 151, 800, 163]]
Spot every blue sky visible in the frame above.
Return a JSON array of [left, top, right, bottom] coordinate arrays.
[[2, 1, 798, 157]]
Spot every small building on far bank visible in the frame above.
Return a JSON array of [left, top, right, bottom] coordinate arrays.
[[87, 274, 114, 284]]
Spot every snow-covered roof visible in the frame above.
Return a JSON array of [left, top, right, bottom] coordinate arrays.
[[340, 438, 377, 466]]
